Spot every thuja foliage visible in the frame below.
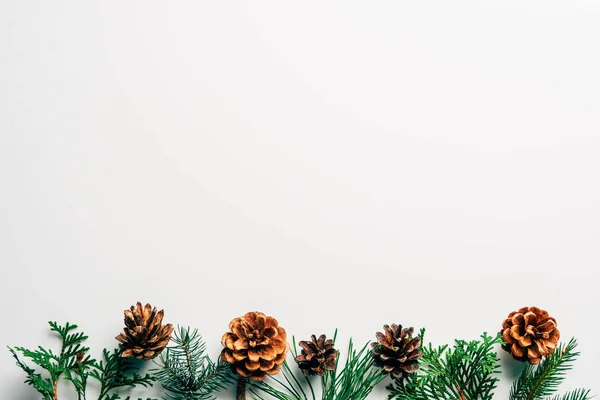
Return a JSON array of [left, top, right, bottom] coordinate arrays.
[[509, 337, 592, 400], [387, 330, 502, 400], [152, 326, 235, 400], [250, 332, 385, 400], [8, 321, 156, 400]]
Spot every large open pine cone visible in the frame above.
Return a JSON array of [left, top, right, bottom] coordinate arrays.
[[295, 334, 337, 376], [371, 324, 422, 379], [501, 306, 560, 364], [115, 302, 174, 360], [221, 311, 288, 381]]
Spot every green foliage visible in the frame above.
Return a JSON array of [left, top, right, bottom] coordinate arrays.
[[91, 348, 156, 400], [9, 321, 158, 400], [387, 330, 502, 400], [250, 332, 385, 400], [9, 321, 91, 400], [9, 347, 55, 400], [547, 389, 593, 400], [152, 326, 235, 400], [509, 338, 592, 400]]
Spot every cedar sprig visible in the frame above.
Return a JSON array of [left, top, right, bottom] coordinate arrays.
[[90, 348, 156, 400], [509, 337, 592, 400], [387, 329, 502, 400], [9, 321, 157, 400], [250, 331, 385, 400], [152, 326, 235, 400], [8, 321, 92, 400]]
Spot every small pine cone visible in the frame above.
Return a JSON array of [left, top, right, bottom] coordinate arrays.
[[115, 302, 174, 360], [371, 324, 422, 379], [501, 306, 560, 364], [295, 334, 337, 376], [221, 311, 289, 381]]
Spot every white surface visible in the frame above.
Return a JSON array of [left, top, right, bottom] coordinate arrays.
[[1, 1, 599, 399]]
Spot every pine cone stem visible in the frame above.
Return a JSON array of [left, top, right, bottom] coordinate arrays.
[[236, 377, 247, 400]]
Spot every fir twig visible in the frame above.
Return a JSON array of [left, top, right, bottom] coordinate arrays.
[[152, 326, 235, 400], [547, 388, 593, 400], [509, 337, 591, 400]]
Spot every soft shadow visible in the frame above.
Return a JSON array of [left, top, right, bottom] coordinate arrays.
[[5, 380, 42, 400], [500, 349, 527, 380], [125, 357, 146, 374]]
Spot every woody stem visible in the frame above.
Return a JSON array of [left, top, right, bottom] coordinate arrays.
[[237, 377, 247, 400]]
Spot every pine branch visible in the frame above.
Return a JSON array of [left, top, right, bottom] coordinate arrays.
[[250, 335, 385, 400], [546, 388, 593, 400], [387, 330, 502, 400], [152, 326, 235, 400], [323, 339, 384, 400], [509, 338, 589, 400]]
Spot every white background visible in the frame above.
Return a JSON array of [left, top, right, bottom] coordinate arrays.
[[1, 1, 599, 399]]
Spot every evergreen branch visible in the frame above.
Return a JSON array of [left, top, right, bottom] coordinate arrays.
[[8, 321, 91, 400], [8, 346, 55, 400], [546, 388, 593, 400], [387, 330, 502, 400], [250, 335, 385, 400], [89, 348, 156, 400], [249, 360, 311, 400], [152, 326, 235, 400], [509, 338, 582, 400], [323, 339, 384, 400], [64, 352, 97, 400]]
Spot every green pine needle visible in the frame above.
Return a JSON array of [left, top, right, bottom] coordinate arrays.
[[547, 388, 593, 400], [152, 326, 235, 400], [250, 332, 385, 400], [509, 337, 591, 400]]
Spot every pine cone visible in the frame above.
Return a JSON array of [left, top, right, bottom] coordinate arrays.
[[295, 334, 337, 376], [115, 302, 174, 360], [221, 311, 288, 381], [371, 324, 422, 379], [501, 306, 560, 364]]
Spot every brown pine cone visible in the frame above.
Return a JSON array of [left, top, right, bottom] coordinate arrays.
[[115, 302, 174, 360], [501, 306, 560, 364], [295, 334, 337, 376], [221, 311, 288, 381], [371, 324, 422, 379]]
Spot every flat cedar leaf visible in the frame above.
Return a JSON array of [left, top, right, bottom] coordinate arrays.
[[10, 322, 155, 400], [387, 331, 502, 400]]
